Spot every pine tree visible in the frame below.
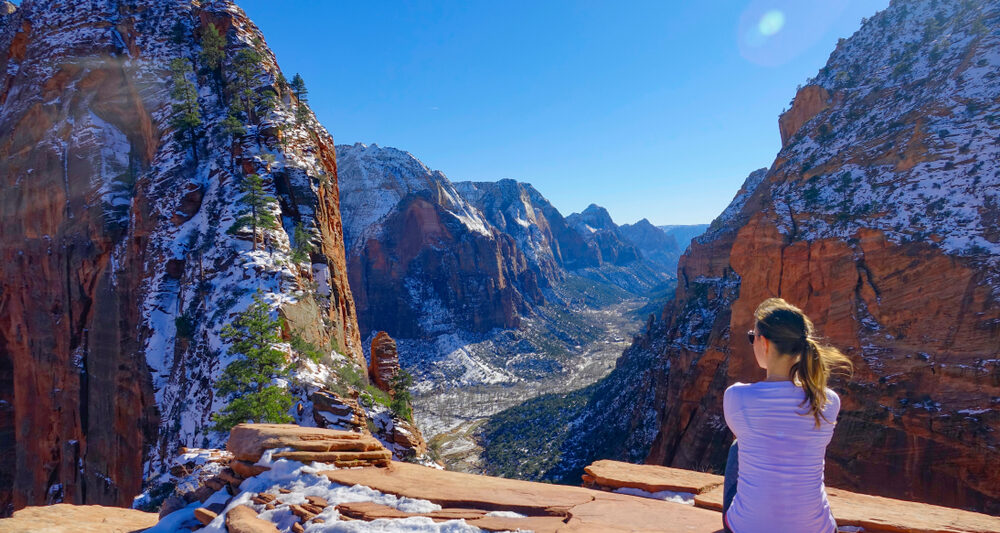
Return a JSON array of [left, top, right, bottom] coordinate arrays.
[[199, 23, 226, 73], [389, 370, 415, 422], [211, 292, 294, 432], [237, 173, 277, 251], [221, 113, 245, 139], [290, 222, 313, 264], [230, 47, 263, 124], [289, 73, 310, 126], [169, 58, 201, 162], [170, 19, 187, 45], [290, 73, 308, 102]]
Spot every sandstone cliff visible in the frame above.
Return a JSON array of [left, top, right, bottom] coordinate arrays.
[[0, 0, 364, 515], [336, 143, 541, 340], [488, 0, 1000, 515]]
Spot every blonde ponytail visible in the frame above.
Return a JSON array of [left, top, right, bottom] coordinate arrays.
[[754, 298, 854, 428]]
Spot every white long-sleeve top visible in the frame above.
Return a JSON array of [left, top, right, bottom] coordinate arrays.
[[723, 380, 840, 533]]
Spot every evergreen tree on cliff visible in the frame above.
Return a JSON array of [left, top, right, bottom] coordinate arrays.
[[212, 293, 294, 432], [169, 58, 201, 162], [291, 73, 310, 126], [199, 23, 225, 72], [232, 173, 277, 251]]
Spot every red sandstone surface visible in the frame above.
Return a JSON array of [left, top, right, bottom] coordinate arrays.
[[584, 460, 1000, 533], [322, 462, 724, 532], [368, 331, 401, 392], [0, 0, 363, 516], [0, 503, 158, 532], [627, 1, 1000, 514]]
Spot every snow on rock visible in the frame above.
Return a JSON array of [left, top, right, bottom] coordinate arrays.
[[0, 0, 364, 512], [151, 450, 482, 533], [335, 143, 492, 255]]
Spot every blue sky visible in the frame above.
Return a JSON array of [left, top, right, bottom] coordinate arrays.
[[240, 1, 888, 225]]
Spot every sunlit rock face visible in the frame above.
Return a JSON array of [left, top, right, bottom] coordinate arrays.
[[336, 143, 541, 340], [0, 0, 361, 515], [556, 0, 1000, 514]]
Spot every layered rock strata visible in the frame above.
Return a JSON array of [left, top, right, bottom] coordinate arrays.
[[0, 0, 361, 514]]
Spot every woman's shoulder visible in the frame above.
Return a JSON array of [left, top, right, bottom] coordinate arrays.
[[724, 381, 752, 396], [824, 387, 842, 410]]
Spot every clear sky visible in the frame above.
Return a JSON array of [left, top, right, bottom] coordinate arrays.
[[238, 0, 889, 226]]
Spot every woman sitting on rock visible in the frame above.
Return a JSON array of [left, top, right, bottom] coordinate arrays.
[[721, 297, 853, 533]]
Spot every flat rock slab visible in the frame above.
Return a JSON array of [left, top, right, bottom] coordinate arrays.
[[227, 423, 383, 462], [693, 485, 724, 511], [336, 501, 573, 532], [321, 462, 723, 532], [585, 459, 724, 494], [0, 504, 158, 532], [826, 488, 1000, 533], [584, 460, 1000, 533], [323, 462, 596, 516]]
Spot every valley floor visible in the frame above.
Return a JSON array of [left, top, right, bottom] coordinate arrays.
[[410, 295, 646, 472]]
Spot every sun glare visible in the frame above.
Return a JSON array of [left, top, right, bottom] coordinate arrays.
[[758, 9, 785, 36]]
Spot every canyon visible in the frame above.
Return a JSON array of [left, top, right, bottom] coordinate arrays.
[[486, 0, 1000, 516], [1, 0, 998, 528]]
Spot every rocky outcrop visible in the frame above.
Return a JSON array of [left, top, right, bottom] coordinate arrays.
[[226, 424, 389, 466], [0, 0, 361, 515], [558, 0, 1000, 515], [226, 505, 280, 533], [778, 84, 830, 145], [337, 143, 540, 339], [368, 331, 400, 392]]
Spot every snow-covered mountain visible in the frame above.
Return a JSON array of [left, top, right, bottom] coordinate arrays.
[[336, 143, 541, 342]]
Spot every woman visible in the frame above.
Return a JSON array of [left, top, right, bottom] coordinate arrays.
[[721, 298, 853, 533]]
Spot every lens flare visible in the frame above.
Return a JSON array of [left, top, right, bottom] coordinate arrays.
[[758, 10, 785, 36]]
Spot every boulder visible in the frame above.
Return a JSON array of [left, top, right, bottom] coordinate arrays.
[[225, 505, 279, 533], [231, 460, 271, 479], [193, 506, 217, 525], [226, 423, 384, 463]]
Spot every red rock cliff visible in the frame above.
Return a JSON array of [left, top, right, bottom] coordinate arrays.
[[639, 0, 1000, 514], [0, 0, 361, 516]]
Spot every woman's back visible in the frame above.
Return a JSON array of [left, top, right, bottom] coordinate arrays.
[[723, 380, 840, 533]]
